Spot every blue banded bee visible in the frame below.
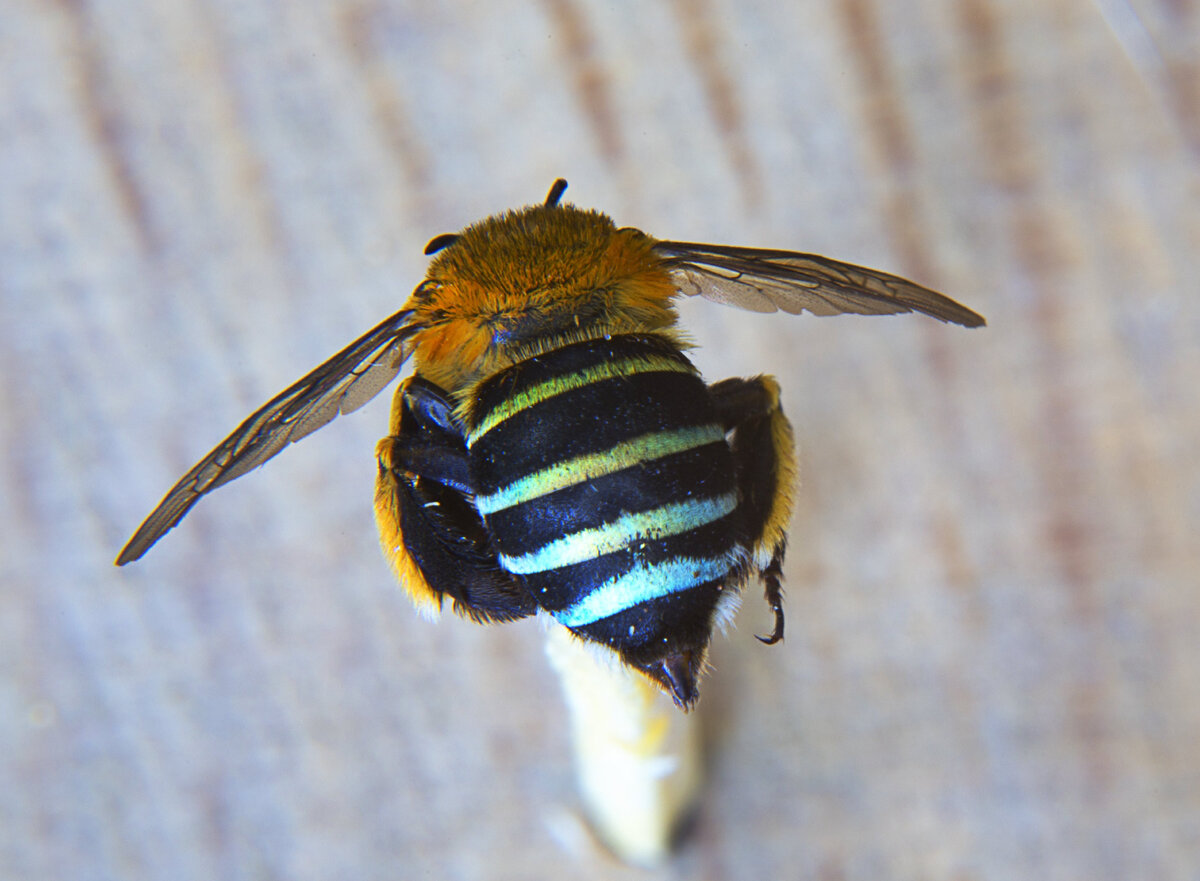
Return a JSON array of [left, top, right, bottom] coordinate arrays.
[[117, 180, 984, 708]]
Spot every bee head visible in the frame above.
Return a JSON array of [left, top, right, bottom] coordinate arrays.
[[404, 185, 680, 389]]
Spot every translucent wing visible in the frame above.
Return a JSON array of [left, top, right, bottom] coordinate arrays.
[[116, 308, 421, 565], [654, 241, 986, 327]]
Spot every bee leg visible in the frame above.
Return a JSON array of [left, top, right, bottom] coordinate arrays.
[[376, 378, 537, 624], [398, 375, 465, 437], [756, 550, 785, 645], [709, 376, 797, 644]]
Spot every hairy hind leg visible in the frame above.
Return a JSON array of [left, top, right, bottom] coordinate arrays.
[[709, 375, 797, 643]]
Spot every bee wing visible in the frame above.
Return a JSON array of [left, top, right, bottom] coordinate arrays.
[[654, 241, 986, 328], [116, 308, 421, 565]]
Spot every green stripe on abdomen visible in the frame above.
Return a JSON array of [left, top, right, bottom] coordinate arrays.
[[474, 423, 726, 515], [466, 353, 695, 449], [499, 492, 738, 574]]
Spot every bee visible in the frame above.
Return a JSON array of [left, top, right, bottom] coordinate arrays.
[[117, 180, 984, 708]]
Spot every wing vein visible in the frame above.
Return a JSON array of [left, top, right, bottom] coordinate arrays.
[[115, 308, 419, 565], [654, 240, 986, 327]]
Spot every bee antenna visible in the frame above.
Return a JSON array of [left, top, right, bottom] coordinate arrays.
[[424, 233, 459, 255], [544, 179, 568, 207]]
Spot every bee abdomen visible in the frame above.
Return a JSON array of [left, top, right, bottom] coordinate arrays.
[[467, 335, 746, 649]]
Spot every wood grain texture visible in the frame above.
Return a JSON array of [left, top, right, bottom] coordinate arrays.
[[3, 0, 1198, 879]]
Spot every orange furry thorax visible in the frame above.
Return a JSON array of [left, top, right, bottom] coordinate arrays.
[[404, 204, 681, 392]]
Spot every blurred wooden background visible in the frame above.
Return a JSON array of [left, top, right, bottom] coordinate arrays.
[[3, 1, 1198, 879]]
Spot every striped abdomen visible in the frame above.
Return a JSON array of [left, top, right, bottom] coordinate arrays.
[[465, 334, 748, 664]]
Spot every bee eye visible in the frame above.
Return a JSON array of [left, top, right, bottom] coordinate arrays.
[[424, 233, 459, 255]]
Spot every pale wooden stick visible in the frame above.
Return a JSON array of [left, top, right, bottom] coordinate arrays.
[[544, 625, 703, 866]]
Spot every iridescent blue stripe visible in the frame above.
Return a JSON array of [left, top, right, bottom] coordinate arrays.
[[499, 493, 738, 575], [553, 553, 739, 627]]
